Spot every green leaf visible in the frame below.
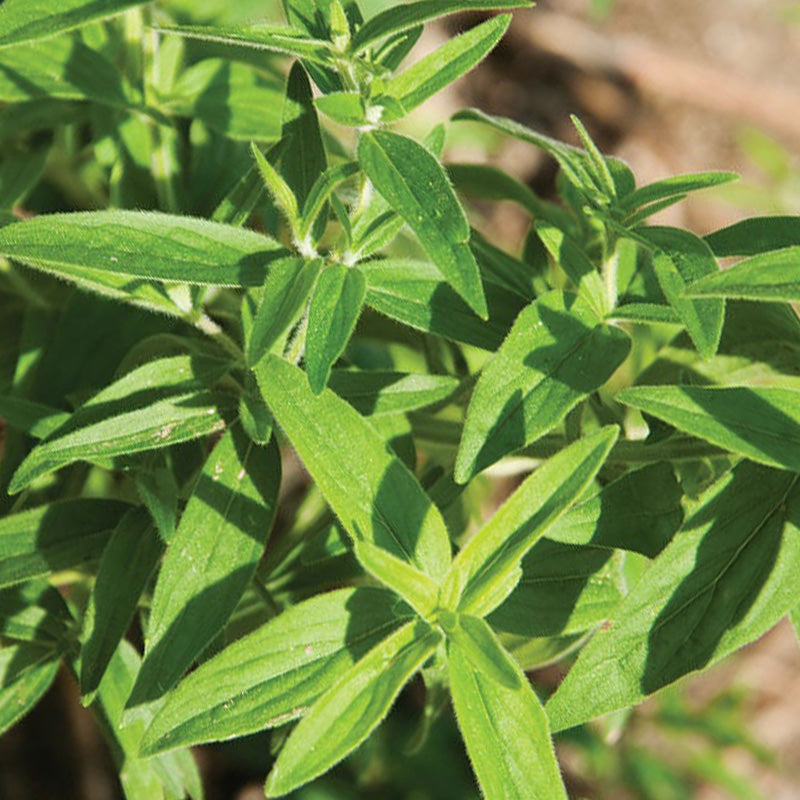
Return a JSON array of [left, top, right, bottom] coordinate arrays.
[[254, 355, 452, 581], [264, 619, 441, 797], [0, 211, 290, 288], [358, 130, 488, 317], [642, 226, 725, 359], [360, 258, 525, 351], [379, 15, 511, 121], [153, 23, 335, 66], [705, 216, 800, 257], [251, 142, 300, 229], [489, 541, 625, 638], [443, 427, 619, 616], [281, 63, 328, 211], [455, 291, 630, 482], [10, 356, 229, 493], [685, 247, 800, 303], [0, 396, 69, 439], [0, 0, 150, 47], [141, 587, 411, 755], [609, 303, 682, 326], [547, 462, 684, 557], [546, 463, 800, 732], [0, 37, 137, 108], [448, 628, 568, 800], [305, 265, 366, 394], [621, 171, 738, 212], [79, 508, 164, 699], [0, 644, 59, 736], [90, 641, 204, 800], [0, 580, 72, 646], [314, 91, 368, 127], [352, 1, 533, 51], [162, 59, 284, 142], [0, 500, 129, 588], [125, 428, 281, 716], [619, 385, 800, 473], [299, 161, 361, 238], [327, 370, 458, 416], [247, 257, 322, 366]]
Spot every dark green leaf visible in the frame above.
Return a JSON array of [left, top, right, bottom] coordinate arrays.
[[622, 172, 738, 212], [358, 130, 487, 317], [455, 291, 630, 482], [0, 580, 72, 646], [0, 644, 59, 736], [305, 265, 366, 394], [705, 216, 800, 257]]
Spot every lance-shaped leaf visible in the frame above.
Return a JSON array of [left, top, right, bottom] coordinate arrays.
[[0, 37, 137, 108], [352, 1, 532, 51], [455, 291, 630, 483], [154, 23, 334, 65], [328, 370, 458, 416], [255, 355, 451, 581], [547, 462, 684, 557], [358, 130, 487, 318], [619, 385, 800, 473], [90, 641, 203, 800], [379, 15, 511, 121], [125, 429, 281, 716], [264, 620, 441, 797], [79, 508, 164, 699], [0, 210, 289, 288], [0, 500, 129, 588], [141, 587, 410, 755], [0, 0, 150, 47], [305, 265, 366, 394], [361, 258, 525, 351], [448, 624, 568, 800], [686, 247, 800, 303], [0, 644, 60, 736], [546, 463, 800, 732], [442, 427, 619, 616], [705, 215, 800, 257], [0, 580, 72, 646], [620, 172, 738, 213], [0, 396, 69, 439], [642, 226, 725, 360], [299, 161, 361, 238], [10, 355, 229, 493]]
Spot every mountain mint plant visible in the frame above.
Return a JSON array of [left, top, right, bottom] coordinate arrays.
[[2, 1, 800, 798]]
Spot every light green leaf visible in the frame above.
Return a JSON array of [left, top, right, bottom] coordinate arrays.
[[358, 130, 488, 317], [305, 264, 366, 394], [314, 91, 368, 127], [546, 463, 800, 731], [443, 427, 619, 616], [79, 508, 164, 699], [328, 370, 458, 416], [642, 226, 725, 359], [264, 620, 441, 797], [621, 171, 738, 212], [0, 0, 150, 47], [448, 629, 568, 800], [251, 142, 300, 228], [488, 541, 625, 638], [153, 23, 335, 65], [0, 396, 70, 439], [0, 500, 129, 588], [10, 355, 229, 493], [141, 587, 410, 755], [547, 462, 684, 557], [162, 59, 284, 142], [254, 355, 452, 581], [609, 303, 682, 326], [379, 15, 511, 121], [360, 258, 525, 351], [705, 216, 800, 257], [247, 257, 321, 366], [299, 161, 361, 238], [686, 247, 800, 303], [619, 384, 800, 473], [455, 291, 630, 482], [125, 428, 281, 716], [0, 644, 59, 736], [0, 37, 137, 108], [352, 1, 532, 51], [0, 211, 290, 287]]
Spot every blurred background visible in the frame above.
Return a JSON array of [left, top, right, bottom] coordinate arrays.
[[2, 1, 800, 798]]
